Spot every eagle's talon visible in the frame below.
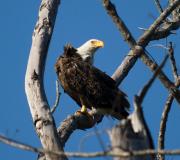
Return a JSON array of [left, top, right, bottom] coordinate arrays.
[[75, 110, 95, 129], [81, 105, 87, 113]]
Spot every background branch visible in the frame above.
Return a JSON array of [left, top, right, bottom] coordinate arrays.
[[138, 55, 169, 104], [137, 0, 180, 47], [158, 44, 180, 160], [158, 78, 180, 160], [158, 94, 174, 160], [2, 133, 180, 159], [168, 42, 179, 80], [104, 0, 180, 104], [154, 0, 164, 13], [102, 0, 136, 48], [149, 20, 180, 40]]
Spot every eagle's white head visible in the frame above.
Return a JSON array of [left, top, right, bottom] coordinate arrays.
[[76, 39, 104, 64]]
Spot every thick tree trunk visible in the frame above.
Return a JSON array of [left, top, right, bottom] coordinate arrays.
[[25, 0, 67, 160]]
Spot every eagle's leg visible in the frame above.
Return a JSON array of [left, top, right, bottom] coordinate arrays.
[[80, 97, 88, 113], [81, 105, 87, 113]]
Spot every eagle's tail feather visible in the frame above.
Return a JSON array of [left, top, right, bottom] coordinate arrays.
[[112, 91, 130, 120], [111, 109, 129, 120]]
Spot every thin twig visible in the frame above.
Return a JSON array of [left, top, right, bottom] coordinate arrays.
[[93, 126, 109, 160], [158, 94, 174, 160], [2, 134, 180, 158], [138, 55, 169, 104], [148, 44, 169, 50], [158, 78, 180, 160], [0, 134, 43, 154], [168, 42, 179, 81], [154, 0, 164, 13], [51, 80, 61, 113], [78, 129, 107, 151], [138, 27, 148, 31]]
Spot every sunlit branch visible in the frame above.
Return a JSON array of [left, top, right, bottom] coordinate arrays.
[[25, 0, 66, 160]]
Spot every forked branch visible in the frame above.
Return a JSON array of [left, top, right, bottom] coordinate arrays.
[[103, 0, 180, 104]]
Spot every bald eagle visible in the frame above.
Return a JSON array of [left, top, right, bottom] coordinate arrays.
[[55, 39, 129, 120]]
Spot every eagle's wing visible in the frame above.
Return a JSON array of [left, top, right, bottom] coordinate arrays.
[[56, 56, 129, 118], [64, 59, 119, 109], [91, 66, 128, 96]]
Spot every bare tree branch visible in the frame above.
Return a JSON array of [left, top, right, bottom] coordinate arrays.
[[57, 1, 180, 150], [157, 42, 180, 160], [137, 0, 180, 47], [134, 55, 170, 159], [169, 0, 180, 21], [154, 0, 164, 13], [78, 129, 107, 152], [51, 80, 61, 113], [157, 79, 180, 160], [112, 46, 142, 85], [139, 53, 180, 104], [0, 134, 43, 154], [102, 0, 136, 48], [103, 0, 180, 104], [24, 0, 66, 160], [57, 110, 102, 147], [168, 42, 179, 80], [109, 95, 154, 160], [149, 20, 180, 40], [138, 55, 169, 104], [110, 58, 166, 160], [2, 134, 180, 158], [157, 94, 174, 160]]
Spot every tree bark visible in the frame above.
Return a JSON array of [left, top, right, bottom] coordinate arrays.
[[25, 0, 67, 159], [109, 96, 154, 160]]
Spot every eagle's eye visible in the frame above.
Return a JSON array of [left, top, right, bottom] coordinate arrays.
[[91, 40, 96, 45]]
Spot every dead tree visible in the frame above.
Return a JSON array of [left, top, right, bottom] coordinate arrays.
[[11, 0, 180, 159]]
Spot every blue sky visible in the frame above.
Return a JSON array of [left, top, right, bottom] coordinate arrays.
[[0, 0, 180, 160]]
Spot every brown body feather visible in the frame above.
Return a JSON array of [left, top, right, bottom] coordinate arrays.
[[55, 44, 129, 119]]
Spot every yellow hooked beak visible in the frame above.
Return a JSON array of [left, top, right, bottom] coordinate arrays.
[[91, 40, 104, 48]]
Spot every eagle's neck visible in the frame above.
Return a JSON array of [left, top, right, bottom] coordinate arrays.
[[76, 47, 96, 64], [83, 56, 94, 64]]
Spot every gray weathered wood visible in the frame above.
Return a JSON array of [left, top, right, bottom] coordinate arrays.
[[25, 0, 67, 159], [109, 96, 154, 160]]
